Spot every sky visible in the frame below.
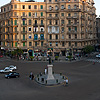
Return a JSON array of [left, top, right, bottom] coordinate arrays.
[[0, 0, 100, 17]]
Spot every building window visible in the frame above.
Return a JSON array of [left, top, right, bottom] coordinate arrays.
[[15, 35, 17, 40], [68, 27, 71, 31], [35, 20, 37, 25], [55, 20, 58, 25], [68, 13, 71, 16], [35, 12, 37, 17], [49, 6, 52, 10], [12, 42, 13, 47], [62, 35, 64, 39], [15, 42, 17, 47], [40, 5, 43, 9], [50, 42, 52, 46], [75, 42, 77, 47], [74, 5, 77, 9], [23, 34, 25, 40], [41, 41, 43, 46], [75, 27, 77, 32], [62, 42, 65, 47], [22, 5, 25, 9], [28, 27, 31, 31], [49, 20, 52, 25], [15, 20, 17, 25], [23, 42, 25, 46], [15, 27, 17, 32], [56, 42, 58, 46], [55, 14, 58, 17], [61, 13, 64, 16], [29, 12, 31, 17], [68, 20, 71, 24], [69, 34, 71, 39], [22, 12, 25, 16], [34, 5, 37, 9], [23, 27, 25, 32], [75, 34, 77, 39], [69, 42, 71, 46], [14, 5, 17, 9], [41, 12, 43, 16], [61, 20, 64, 25], [56, 35, 58, 39], [41, 20, 43, 25], [11, 5, 13, 9], [49, 0, 51, 2], [29, 34, 31, 39], [55, 6, 58, 10], [40, 34, 44, 40], [61, 5, 64, 9], [35, 42, 37, 46], [55, 0, 57, 2], [61, 27, 64, 32], [68, 5, 71, 9], [50, 35, 52, 40], [28, 5, 31, 9], [49, 14, 52, 17], [34, 34, 38, 40], [29, 19, 31, 25], [23, 20, 25, 25], [29, 42, 32, 46]]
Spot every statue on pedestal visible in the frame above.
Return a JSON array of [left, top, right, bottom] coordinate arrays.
[[49, 57, 52, 64]]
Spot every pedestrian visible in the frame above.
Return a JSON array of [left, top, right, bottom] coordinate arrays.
[[45, 68, 47, 74], [64, 79, 68, 86], [29, 72, 34, 80], [93, 61, 95, 65]]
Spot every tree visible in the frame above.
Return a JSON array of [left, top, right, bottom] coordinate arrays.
[[83, 45, 94, 54]]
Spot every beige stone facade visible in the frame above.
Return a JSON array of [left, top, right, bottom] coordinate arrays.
[[0, 0, 97, 56]]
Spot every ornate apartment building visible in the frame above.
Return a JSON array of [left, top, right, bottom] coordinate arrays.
[[0, 0, 97, 56]]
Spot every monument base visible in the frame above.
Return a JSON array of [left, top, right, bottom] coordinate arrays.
[[47, 64, 54, 80]]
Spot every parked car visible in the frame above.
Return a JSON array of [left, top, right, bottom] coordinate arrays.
[[0, 68, 13, 73], [5, 72, 20, 79], [5, 65, 17, 71], [96, 54, 100, 58]]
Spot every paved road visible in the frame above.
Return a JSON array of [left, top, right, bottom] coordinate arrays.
[[0, 57, 100, 100]]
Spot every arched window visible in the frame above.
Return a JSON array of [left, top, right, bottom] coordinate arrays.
[[68, 5, 71, 9]]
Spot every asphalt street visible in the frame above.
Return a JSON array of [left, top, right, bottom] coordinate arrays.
[[0, 57, 100, 100]]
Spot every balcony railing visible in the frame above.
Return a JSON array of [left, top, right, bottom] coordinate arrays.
[[33, 24, 38, 27], [21, 31, 27, 34]]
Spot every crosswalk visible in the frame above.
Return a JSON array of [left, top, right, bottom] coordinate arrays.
[[85, 58, 100, 63]]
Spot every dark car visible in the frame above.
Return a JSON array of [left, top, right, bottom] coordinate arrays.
[[5, 72, 20, 79]]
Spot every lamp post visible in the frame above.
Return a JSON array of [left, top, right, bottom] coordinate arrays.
[[71, 44, 74, 58]]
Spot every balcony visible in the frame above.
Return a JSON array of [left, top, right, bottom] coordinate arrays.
[[10, 16, 18, 19], [33, 31, 38, 33], [81, 16, 85, 20], [33, 24, 38, 27], [11, 39, 19, 42], [66, 16, 72, 19], [72, 16, 79, 19], [21, 15, 27, 18], [73, 23, 78, 26], [21, 31, 27, 34], [67, 31, 71, 34], [21, 39, 27, 42], [21, 24, 27, 27], [81, 24, 84, 27], [81, 31, 84, 34], [39, 31, 44, 33], [39, 24, 44, 27], [67, 24, 72, 27]]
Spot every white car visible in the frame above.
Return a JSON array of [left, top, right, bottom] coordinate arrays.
[[96, 54, 100, 58], [0, 68, 13, 73], [5, 65, 17, 71]]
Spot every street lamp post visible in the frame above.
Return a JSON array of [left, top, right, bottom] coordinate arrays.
[[71, 44, 74, 58]]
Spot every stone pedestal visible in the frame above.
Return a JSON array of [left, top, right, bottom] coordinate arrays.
[[47, 64, 54, 80]]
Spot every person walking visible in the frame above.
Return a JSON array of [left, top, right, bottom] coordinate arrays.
[[45, 68, 47, 74], [29, 72, 34, 80]]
